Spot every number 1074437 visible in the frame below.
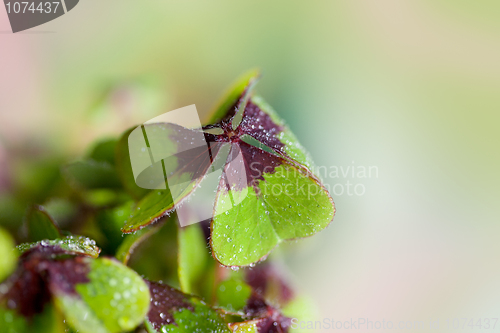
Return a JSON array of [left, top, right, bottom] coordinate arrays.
[[5, 2, 61, 14]]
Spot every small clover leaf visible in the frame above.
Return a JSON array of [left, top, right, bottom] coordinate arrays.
[[1, 241, 150, 333], [216, 277, 253, 313], [145, 280, 230, 333], [54, 257, 150, 333], [125, 216, 179, 284], [0, 228, 17, 282], [24, 205, 62, 242], [225, 292, 292, 333], [115, 222, 163, 264], [16, 236, 101, 258], [177, 223, 210, 295], [115, 127, 150, 200]]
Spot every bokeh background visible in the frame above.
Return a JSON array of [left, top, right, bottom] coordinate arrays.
[[1, 1, 500, 332]]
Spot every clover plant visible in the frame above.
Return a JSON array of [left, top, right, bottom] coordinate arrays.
[[0, 71, 335, 333]]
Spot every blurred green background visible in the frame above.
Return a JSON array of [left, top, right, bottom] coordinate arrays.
[[1, 1, 499, 332]]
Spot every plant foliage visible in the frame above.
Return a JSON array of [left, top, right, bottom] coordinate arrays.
[[0, 71, 334, 333]]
